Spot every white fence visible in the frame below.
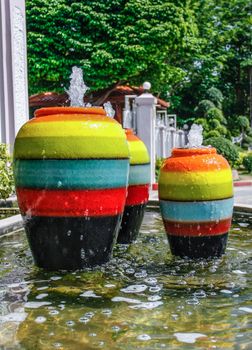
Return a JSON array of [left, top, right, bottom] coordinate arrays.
[[155, 111, 186, 158]]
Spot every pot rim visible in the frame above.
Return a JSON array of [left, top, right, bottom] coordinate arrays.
[[34, 106, 105, 118], [171, 147, 217, 157]]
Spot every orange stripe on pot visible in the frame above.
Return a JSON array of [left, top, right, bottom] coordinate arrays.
[[35, 107, 106, 117], [161, 148, 230, 172], [125, 128, 140, 142]]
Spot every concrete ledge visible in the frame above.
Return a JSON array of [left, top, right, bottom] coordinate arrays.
[[233, 204, 252, 213], [0, 214, 23, 236]]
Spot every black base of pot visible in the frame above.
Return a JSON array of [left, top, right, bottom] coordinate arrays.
[[167, 233, 228, 259], [23, 215, 122, 270], [117, 203, 146, 244]]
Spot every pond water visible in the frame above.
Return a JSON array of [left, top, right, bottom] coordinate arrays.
[[0, 210, 251, 349]]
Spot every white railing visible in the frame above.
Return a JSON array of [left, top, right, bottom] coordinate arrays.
[[155, 111, 185, 158]]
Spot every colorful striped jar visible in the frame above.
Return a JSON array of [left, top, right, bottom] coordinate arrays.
[[14, 107, 129, 270], [117, 129, 150, 243], [158, 148, 234, 258]]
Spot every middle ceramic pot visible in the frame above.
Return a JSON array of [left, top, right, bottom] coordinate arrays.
[[14, 107, 129, 270], [117, 129, 150, 243]]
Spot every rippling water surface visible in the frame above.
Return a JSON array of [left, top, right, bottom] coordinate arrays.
[[0, 210, 251, 349]]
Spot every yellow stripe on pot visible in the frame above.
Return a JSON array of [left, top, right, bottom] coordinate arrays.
[[14, 136, 129, 159], [14, 117, 129, 159], [159, 169, 233, 201], [16, 118, 123, 139], [127, 140, 150, 165]]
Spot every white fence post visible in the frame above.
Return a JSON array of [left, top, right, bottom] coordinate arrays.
[[0, 0, 29, 147], [135, 91, 157, 185], [177, 129, 185, 148]]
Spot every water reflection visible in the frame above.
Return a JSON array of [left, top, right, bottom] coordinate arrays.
[[0, 210, 251, 349]]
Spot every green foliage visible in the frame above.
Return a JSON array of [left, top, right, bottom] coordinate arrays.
[[172, 0, 251, 122], [194, 118, 209, 130], [208, 119, 221, 129], [195, 100, 215, 116], [0, 144, 14, 200], [233, 152, 246, 169], [205, 87, 223, 109], [242, 135, 252, 149], [194, 86, 228, 139], [242, 153, 252, 173], [26, 0, 199, 95], [204, 136, 239, 167], [26, 0, 250, 132], [204, 130, 221, 139], [205, 108, 226, 124], [156, 158, 164, 180], [237, 116, 250, 130], [216, 125, 227, 136]]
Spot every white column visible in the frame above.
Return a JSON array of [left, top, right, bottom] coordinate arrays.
[[135, 92, 157, 184], [160, 125, 166, 158], [177, 130, 185, 148], [0, 0, 28, 147]]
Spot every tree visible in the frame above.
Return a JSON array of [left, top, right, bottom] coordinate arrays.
[[26, 0, 199, 95], [194, 87, 228, 139], [171, 0, 251, 120]]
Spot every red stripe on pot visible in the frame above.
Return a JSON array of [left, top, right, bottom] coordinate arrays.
[[164, 218, 232, 237], [16, 188, 127, 217], [126, 184, 149, 206]]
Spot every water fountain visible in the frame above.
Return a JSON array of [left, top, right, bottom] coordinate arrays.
[[159, 124, 234, 258], [1, 71, 251, 349], [13, 67, 130, 270]]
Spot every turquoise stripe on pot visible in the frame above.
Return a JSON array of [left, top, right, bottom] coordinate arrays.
[[160, 198, 234, 222], [128, 163, 150, 185], [14, 159, 129, 190]]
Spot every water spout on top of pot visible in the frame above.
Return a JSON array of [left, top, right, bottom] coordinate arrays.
[[103, 101, 115, 118], [187, 124, 203, 148], [65, 66, 90, 107]]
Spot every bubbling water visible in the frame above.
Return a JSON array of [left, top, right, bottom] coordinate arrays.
[[65, 66, 89, 107], [187, 124, 203, 148], [103, 101, 115, 118]]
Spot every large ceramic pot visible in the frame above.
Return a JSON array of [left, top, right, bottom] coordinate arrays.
[[158, 148, 234, 258], [14, 107, 129, 270], [117, 129, 150, 243]]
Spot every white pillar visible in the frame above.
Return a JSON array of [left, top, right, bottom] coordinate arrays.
[[135, 92, 157, 184], [160, 125, 166, 158], [0, 0, 29, 147], [177, 130, 185, 148]]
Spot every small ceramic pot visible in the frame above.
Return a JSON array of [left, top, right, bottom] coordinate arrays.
[[158, 148, 233, 258], [14, 107, 129, 270], [117, 129, 150, 243]]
